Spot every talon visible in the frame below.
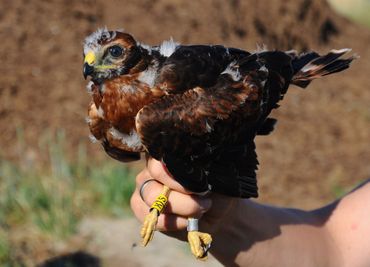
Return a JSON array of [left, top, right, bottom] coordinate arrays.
[[188, 231, 213, 260], [141, 209, 159, 246], [140, 185, 171, 247]]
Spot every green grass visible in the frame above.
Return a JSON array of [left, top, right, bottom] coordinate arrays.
[[329, 0, 370, 27], [0, 131, 137, 265]]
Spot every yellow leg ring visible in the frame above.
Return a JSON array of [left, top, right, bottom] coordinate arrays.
[[150, 193, 168, 214]]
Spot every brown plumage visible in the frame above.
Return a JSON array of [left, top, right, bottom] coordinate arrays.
[[83, 29, 355, 197], [82, 28, 355, 260]]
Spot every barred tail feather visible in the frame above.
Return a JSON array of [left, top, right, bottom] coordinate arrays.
[[291, 48, 357, 88]]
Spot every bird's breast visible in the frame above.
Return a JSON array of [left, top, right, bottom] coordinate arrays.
[[86, 74, 164, 152]]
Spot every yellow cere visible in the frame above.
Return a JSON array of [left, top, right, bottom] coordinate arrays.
[[84, 51, 96, 65]]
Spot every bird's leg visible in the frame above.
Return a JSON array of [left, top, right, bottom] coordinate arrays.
[[187, 218, 213, 260], [141, 185, 171, 246]]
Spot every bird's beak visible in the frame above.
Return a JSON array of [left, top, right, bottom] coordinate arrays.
[[83, 63, 94, 79], [83, 51, 96, 79]]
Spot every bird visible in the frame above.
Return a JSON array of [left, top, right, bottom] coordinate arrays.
[[82, 28, 355, 260]]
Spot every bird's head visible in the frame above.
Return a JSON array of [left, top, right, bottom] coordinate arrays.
[[83, 28, 142, 83]]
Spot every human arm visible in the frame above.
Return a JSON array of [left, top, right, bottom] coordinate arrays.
[[130, 158, 370, 267]]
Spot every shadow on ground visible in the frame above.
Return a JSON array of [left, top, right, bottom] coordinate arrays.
[[38, 251, 100, 267]]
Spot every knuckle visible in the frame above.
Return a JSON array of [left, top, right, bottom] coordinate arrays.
[[135, 169, 149, 188], [148, 159, 167, 180], [148, 164, 162, 180], [187, 200, 201, 216], [135, 173, 144, 187]]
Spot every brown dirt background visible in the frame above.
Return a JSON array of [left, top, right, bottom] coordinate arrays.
[[1, 0, 370, 264], [1, 0, 369, 207]]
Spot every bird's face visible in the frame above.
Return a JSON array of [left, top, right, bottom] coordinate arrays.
[[83, 29, 141, 83]]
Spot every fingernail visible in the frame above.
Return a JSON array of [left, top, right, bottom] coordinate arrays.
[[199, 198, 212, 213]]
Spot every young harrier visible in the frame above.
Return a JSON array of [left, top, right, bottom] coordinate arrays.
[[83, 28, 355, 259]]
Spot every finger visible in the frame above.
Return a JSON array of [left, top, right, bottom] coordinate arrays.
[[135, 168, 151, 189], [131, 191, 188, 231], [147, 158, 191, 194], [138, 178, 212, 217]]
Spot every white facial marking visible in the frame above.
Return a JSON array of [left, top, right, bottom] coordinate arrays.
[[86, 81, 94, 94], [83, 27, 118, 55]]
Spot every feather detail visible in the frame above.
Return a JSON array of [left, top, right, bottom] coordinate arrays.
[[159, 38, 179, 57], [291, 48, 357, 88]]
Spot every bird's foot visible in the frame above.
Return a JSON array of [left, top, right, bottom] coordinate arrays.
[[140, 185, 170, 246], [141, 209, 159, 246], [188, 230, 213, 260]]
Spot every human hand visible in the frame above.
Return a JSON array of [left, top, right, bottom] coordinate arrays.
[[130, 158, 238, 241]]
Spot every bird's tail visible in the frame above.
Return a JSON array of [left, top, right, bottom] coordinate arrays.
[[290, 48, 357, 88]]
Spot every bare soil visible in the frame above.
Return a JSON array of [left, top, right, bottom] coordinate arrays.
[[1, 0, 370, 265]]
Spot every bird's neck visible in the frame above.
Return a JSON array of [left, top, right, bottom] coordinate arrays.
[[128, 45, 164, 75]]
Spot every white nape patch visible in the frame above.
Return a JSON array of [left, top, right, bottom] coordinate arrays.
[[86, 81, 94, 94], [221, 63, 241, 81], [83, 27, 118, 54], [109, 127, 142, 150], [97, 106, 104, 118], [138, 66, 157, 87], [138, 43, 153, 55], [89, 134, 98, 143], [159, 38, 179, 57]]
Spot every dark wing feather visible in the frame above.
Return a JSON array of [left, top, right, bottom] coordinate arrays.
[[157, 45, 250, 93], [137, 73, 263, 159], [289, 48, 356, 88], [102, 140, 141, 162], [206, 142, 259, 198], [256, 118, 277, 135], [137, 69, 267, 196]]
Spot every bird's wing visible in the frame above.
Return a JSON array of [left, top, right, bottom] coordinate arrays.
[[157, 45, 250, 93], [136, 67, 268, 196], [137, 71, 264, 159]]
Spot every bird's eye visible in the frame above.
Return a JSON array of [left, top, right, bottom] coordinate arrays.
[[109, 45, 124, 57]]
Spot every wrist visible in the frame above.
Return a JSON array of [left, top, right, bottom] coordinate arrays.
[[206, 198, 256, 266]]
